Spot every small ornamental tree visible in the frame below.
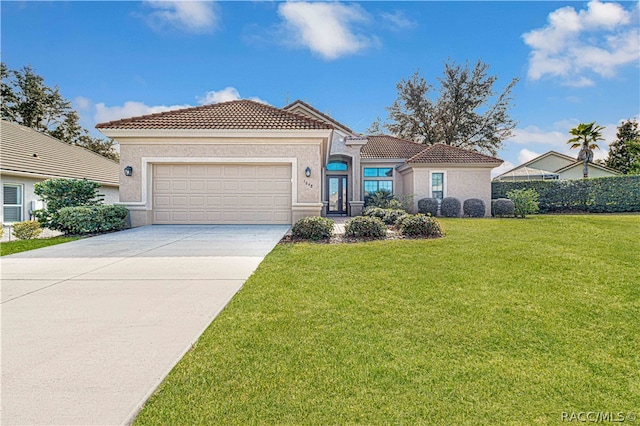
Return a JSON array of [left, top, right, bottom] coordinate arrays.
[[506, 188, 539, 218], [33, 178, 104, 230]]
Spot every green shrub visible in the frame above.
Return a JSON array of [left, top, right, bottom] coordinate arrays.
[[382, 209, 407, 225], [491, 198, 515, 217], [12, 220, 43, 240], [507, 189, 539, 218], [34, 178, 104, 230], [398, 214, 444, 238], [394, 213, 411, 228], [492, 176, 640, 213], [291, 216, 334, 241], [56, 205, 128, 235], [418, 198, 439, 216], [463, 198, 486, 218], [0, 226, 4, 239], [344, 216, 387, 239], [363, 206, 387, 220], [440, 197, 461, 217], [364, 190, 407, 211]]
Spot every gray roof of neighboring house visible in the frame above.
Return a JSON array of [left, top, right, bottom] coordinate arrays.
[[1, 120, 119, 185], [493, 166, 560, 181], [96, 100, 333, 131]]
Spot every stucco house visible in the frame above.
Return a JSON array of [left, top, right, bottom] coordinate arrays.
[[1, 120, 119, 224], [96, 100, 502, 227], [493, 150, 620, 181]]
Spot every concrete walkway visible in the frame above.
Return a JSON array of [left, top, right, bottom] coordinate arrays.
[[1, 225, 289, 426]]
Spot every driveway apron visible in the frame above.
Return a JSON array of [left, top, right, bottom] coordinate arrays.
[[1, 225, 288, 426]]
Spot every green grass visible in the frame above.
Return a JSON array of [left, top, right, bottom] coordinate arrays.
[[1, 236, 79, 256], [134, 215, 640, 425]]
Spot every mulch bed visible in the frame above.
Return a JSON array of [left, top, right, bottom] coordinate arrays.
[[279, 229, 442, 244]]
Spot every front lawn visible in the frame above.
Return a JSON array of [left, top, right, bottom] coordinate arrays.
[[134, 215, 639, 425], [1, 236, 79, 256]]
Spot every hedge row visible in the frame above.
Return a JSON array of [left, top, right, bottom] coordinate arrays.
[[491, 175, 640, 213]]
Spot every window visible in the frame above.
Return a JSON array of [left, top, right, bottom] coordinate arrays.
[[431, 172, 444, 200], [364, 180, 392, 197], [3, 184, 23, 223], [364, 167, 392, 177], [326, 161, 348, 171]]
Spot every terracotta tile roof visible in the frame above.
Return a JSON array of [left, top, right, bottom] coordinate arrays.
[[282, 100, 355, 134], [360, 135, 426, 159], [95, 100, 333, 130], [407, 143, 502, 164], [1, 120, 119, 185]]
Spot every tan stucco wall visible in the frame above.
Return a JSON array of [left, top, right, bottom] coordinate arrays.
[[528, 153, 574, 172], [1, 173, 118, 223], [559, 163, 619, 179], [405, 166, 493, 216], [117, 137, 325, 226]]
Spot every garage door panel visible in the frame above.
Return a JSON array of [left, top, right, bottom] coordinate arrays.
[[153, 164, 291, 224]]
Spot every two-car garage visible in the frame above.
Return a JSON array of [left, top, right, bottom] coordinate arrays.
[[152, 163, 292, 225]]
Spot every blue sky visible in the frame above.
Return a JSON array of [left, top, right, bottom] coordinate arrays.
[[2, 1, 639, 175]]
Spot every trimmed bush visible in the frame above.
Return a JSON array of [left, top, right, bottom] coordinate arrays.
[[440, 197, 461, 217], [344, 216, 387, 239], [463, 198, 486, 218], [492, 198, 515, 217], [394, 213, 411, 228], [417, 198, 439, 216], [363, 207, 387, 220], [492, 176, 640, 213], [398, 214, 444, 238], [56, 205, 128, 235], [382, 209, 407, 225], [34, 178, 104, 230], [0, 226, 4, 239], [507, 189, 539, 218], [291, 216, 334, 241], [12, 220, 43, 240]]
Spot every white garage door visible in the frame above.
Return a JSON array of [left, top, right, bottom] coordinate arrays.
[[152, 164, 292, 224]]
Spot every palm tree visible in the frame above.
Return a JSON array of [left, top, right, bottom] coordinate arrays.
[[568, 122, 605, 178]]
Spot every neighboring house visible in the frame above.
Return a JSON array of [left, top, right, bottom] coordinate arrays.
[[1, 120, 119, 224], [96, 100, 502, 227], [494, 150, 620, 181]]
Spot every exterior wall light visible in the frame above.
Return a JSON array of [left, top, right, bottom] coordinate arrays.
[[305, 166, 311, 177], [124, 166, 133, 177]]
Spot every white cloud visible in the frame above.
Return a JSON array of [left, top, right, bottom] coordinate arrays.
[[144, 1, 219, 33], [95, 101, 191, 124], [518, 149, 541, 165], [196, 87, 267, 105], [89, 87, 266, 124], [380, 10, 417, 30], [278, 2, 373, 60], [522, 0, 639, 85]]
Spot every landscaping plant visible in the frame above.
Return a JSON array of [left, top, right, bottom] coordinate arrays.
[[491, 198, 515, 217], [398, 214, 444, 238], [11, 220, 43, 240], [463, 198, 486, 218], [56, 205, 128, 235], [344, 216, 387, 239], [417, 198, 439, 216], [440, 197, 461, 217], [34, 178, 104, 230], [507, 188, 539, 218], [291, 217, 334, 241]]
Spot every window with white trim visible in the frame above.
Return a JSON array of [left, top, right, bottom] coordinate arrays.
[[431, 172, 445, 200], [3, 184, 23, 223]]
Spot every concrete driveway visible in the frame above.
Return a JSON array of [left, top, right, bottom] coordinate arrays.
[[1, 225, 288, 426]]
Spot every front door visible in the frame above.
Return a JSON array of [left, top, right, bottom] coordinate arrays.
[[327, 176, 348, 215]]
